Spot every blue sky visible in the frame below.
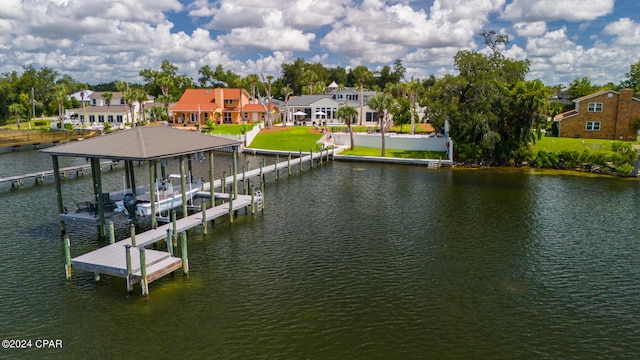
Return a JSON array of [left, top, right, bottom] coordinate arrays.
[[1, 0, 639, 87]]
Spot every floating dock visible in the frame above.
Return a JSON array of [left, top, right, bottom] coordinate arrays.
[[0, 160, 120, 188], [68, 194, 257, 295]]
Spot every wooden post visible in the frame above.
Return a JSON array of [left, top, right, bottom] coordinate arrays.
[[229, 187, 234, 224], [233, 149, 238, 200], [259, 162, 263, 185], [52, 155, 66, 238], [299, 150, 302, 172], [288, 152, 292, 176], [251, 185, 255, 214], [139, 247, 149, 296], [179, 156, 188, 218], [171, 210, 177, 246], [261, 177, 265, 210], [149, 160, 157, 229], [243, 165, 247, 195], [130, 223, 136, 247], [222, 171, 226, 193], [125, 244, 132, 292], [310, 148, 313, 168], [166, 229, 173, 256], [262, 158, 266, 183], [124, 160, 132, 191], [63, 234, 71, 280], [201, 202, 207, 234], [181, 232, 189, 274], [108, 220, 115, 244], [208, 150, 215, 207], [128, 161, 137, 196], [275, 155, 280, 180], [319, 149, 322, 164], [91, 158, 105, 236]]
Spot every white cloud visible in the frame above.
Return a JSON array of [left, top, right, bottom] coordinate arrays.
[[502, 0, 614, 22], [513, 21, 546, 37], [604, 18, 640, 46]]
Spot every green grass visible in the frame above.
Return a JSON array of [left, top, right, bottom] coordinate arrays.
[[1, 120, 51, 130], [341, 146, 446, 159], [249, 126, 324, 152], [531, 134, 639, 152], [203, 123, 259, 135]]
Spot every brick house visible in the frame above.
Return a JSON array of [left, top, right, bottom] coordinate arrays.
[[555, 88, 639, 141], [172, 88, 278, 126]]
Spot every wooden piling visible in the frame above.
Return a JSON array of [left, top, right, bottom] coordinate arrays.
[[63, 234, 72, 280], [201, 202, 207, 234], [275, 155, 280, 180], [139, 247, 149, 296], [130, 223, 136, 247], [166, 229, 173, 256], [108, 220, 115, 244], [222, 171, 226, 193], [251, 185, 255, 214], [229, 187, 234, 224], [171, 210, 177, 246], [180, 156, 188, 218], [310, 148, 313, 168], [125, 244, 132, 292], [288, 152, 292, 175], [299, 150, 303, 172], [181, 232, 189, 274], [233, 149, 238, 200]]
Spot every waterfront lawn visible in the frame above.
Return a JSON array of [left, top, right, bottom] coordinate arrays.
[[202, 123, 259, 135], [249, 126, 324, 152], [341, 146, 446, 159], [531, 134, 640, 152], [1, 120, 51, 130]]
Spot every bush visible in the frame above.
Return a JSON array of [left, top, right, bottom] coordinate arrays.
[[33, 120, 47, 127], [63, 123, 73, 130], [615, 163, 634, 176]]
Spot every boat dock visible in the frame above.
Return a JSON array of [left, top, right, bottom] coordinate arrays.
[[64, 147, 333, 296], [68, 193, 257, 295], [0, 160, 120, 188]]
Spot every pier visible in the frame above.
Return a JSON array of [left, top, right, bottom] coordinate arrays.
[[43, 126, 335, 296], [68, 193, 258, 295], [0, 160, 120, 188]]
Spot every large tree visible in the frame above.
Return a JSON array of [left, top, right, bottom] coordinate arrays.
[[425, 30, 546, 163], [368, 93, 394, 157], [336, 104, 358, 150]]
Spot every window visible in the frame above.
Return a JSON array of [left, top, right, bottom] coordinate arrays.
[[588, 102, 602, 112], [116, 115, 123, 123], [223, 113, 232, 123], [586, 121, 601, 131], [89, 115, 95, 123], [98, 115, 105, 123], [108, 115, 114, 123], [366, 112, 377, 122], [224, 99, 233, 105]]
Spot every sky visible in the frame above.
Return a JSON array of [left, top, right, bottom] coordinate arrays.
[[1, 0, 639, 87]]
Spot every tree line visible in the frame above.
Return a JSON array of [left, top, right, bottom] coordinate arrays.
[[1, 30, 639, 163]]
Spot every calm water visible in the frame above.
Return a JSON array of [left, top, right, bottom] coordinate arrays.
[[0, 147, 639, 359]]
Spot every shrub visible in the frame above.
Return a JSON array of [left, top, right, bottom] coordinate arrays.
[[63, 123, 73, 130], [615, 163, 633, 176], [33, 120, 47, 127]]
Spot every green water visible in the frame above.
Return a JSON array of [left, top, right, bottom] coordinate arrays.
[[1, 148, 639, 359]]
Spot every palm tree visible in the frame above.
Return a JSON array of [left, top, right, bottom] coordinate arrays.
[[368, 93, 394, 156], [133, 88, 148, 125], [336, 104, 358, 150], [115, 81, 131, 125], [245, 74, 260, 101], [8, 103, 25, 130], [102, 92, 113, 126], [52, 84, 67, 126], [303, 70, 317, 95], [156, 75, 173, 121], [351, 66, 370, 125], [80, 90, 87, 127]]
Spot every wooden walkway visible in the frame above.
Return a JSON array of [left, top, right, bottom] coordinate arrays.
[[70, 194, 256, 294], [0, 161, 120, 188]]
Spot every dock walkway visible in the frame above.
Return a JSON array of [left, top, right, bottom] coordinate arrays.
[[70, 194, 255, 292], [0, 161, 119, 188]]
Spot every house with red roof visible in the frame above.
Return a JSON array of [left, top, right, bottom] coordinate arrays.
[[172, 88, 278, 126], [555, 88, 639, 141]]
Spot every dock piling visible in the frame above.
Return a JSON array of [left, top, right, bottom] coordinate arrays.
[[63, 234, 72, 280], [125, 244, 132, 292], [201, 202, 207, 234], [130, 223, 136, 247], [108, 220, 115, 244], [139, 247, 149, 296], [181, 232, 189, 274], [166, 229, 173, 256]]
